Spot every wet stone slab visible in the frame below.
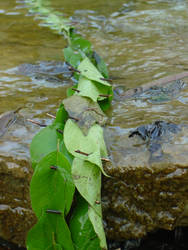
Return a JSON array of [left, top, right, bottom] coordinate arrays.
[[2, 115, 188, 246], [102, 124, 188, 240], [0, 153, 36, 247]]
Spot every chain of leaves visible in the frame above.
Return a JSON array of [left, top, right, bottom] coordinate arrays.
[[26, 1, 112, 249]]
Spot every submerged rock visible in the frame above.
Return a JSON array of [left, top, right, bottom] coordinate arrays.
[[8, 61, 72, 84], [129, 121, 181, 157], [17, 61, 70, 77], [102, 124, 188, 240], [114, 74, 188, 103], [133, 79, 186, 103]]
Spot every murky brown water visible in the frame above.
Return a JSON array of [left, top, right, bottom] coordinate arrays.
[[1, 0, 188, 157], [0, 0, 188, 156]]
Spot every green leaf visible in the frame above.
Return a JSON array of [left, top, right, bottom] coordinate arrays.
[[64, 47, 83, 68], [64, 119, 108, 175], [61, 140, 74, 165], [78, 57, 111, 86], [66, 84, 78, 97], [54, 104, 68, 125], [72, 158, 101, 212], [76, 76, 109, 102], [98, 85, 113, 112], [71, 159, 107, 249], [27, 213, 74, 250], [46, 243, 62, 250], [30, 151, 75, 218], [30, 125, 62, 169], [69, 195, 101, 250], [70, 33, 92, 53], [44, 12, 73, 36], [25, 1, 73, 36], [26, 2, 112, 250], [88, 51, 109, 78], [30, 104, 68, 169], [88, 206, 107, 250], [64, 119, 107, 157]]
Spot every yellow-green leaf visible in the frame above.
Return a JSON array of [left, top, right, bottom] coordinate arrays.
[[78, 57, 111, 86]]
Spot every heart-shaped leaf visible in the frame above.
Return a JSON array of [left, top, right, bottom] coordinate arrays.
[[27, 213, 74, 250], [64, 47, 83, 68], [30, 125, 62, 169], [71, 158, 107, 249], [54, 104, 68, 125], [76, 76, 109, 102], [88, 206, 107, 250], [30, 151, 75, 218], [69, 195, 101, 250], [70, 32, 92, 53], [72, 158, 101, 211], [64, 119, 107, 175], [30, 105, 68, 169], [88, 51, 109, 78], [78, 57, 111, 86]]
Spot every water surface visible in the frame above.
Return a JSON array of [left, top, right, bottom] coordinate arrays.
[[0, 0, 188, 158]]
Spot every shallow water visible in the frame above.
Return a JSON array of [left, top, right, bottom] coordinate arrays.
[[1, 0, 188, 158], [0, 0, 188, 248]]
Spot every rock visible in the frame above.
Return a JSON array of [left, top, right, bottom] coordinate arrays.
[[2, 117, 188, 245], [132, 79, 186, 103], [0, 115, 37, 247], [7, 61, 72, 85], [0, 109, 20, 138], [0, 153, 36, 247], [17, 61, 70, 76], [102, 124, 188, 240], [117, 73, 188, 99]]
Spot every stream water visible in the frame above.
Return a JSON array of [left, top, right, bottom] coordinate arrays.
[[1, 0, 188, 249]]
